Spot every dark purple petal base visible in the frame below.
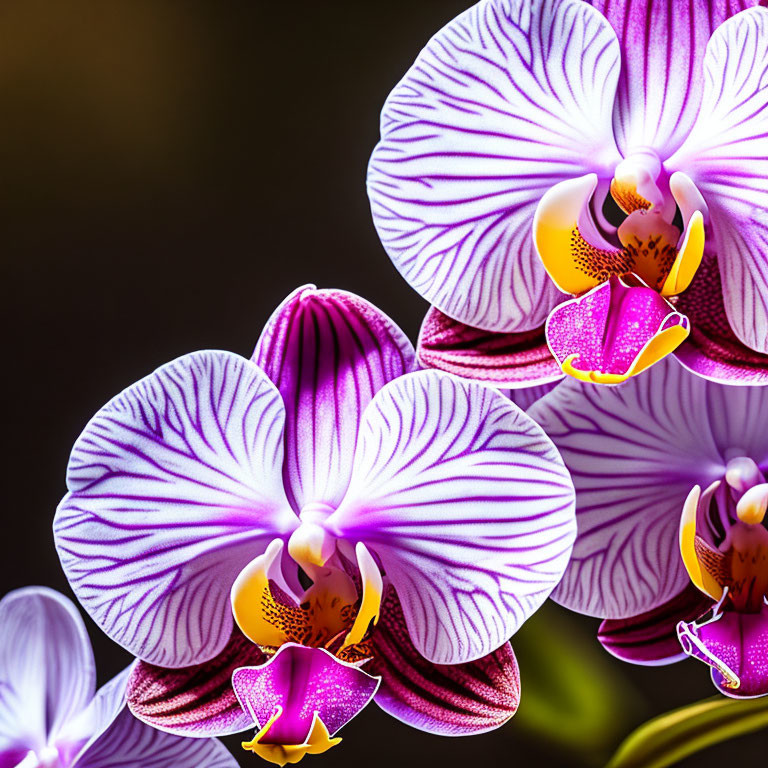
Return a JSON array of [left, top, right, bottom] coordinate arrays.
[[598, 584, 712, 665], [418, 306, 562, 386], [126, 628, 266, 737], [370, 588, 520, 735], [673, 255, 768, 384]]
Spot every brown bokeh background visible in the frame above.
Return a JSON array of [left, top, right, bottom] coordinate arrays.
[[1, 2, 764, 765]]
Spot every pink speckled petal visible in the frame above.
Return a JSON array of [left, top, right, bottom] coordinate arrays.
[[598, 584, 711, 666], [417, 306, 563, 387], [674, 255, 768, 384], [126, 628, 265, 737], [370, 587, 519, 735], [546, 276, 689, 379], [678, 604, 768, 698], [232, 644, 380, 744]]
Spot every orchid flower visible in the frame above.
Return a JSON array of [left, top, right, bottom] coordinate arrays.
[[528, 359, 768, 696], [53, 286, 576, 764], [0, 587, 235, 768], [368, 0, 768, 386]]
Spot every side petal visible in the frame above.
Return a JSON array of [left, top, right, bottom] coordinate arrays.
[[126, 628, 265, 737], [232, 644, 380, 743], [673, 254, 768, 384], [588, 0, 758, 158], [74, 708, 237, 768], [367, 0, 621, 333], [667, 7, 768, 353], [327, 370, 576, 665], [598, 584, 712, 666], [253, 285, 415, 511], [417, 306, 562, 387], [370, 587, 519, 735], [54, 350, 298, 668], [529, 356, 768, 619], [0, 587, 95, 753]]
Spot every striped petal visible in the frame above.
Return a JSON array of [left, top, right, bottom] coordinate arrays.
[[253, 285, 414, 511], [529, 356, 768, 619], [673, 254, 768, 384], [0, 588, 95, 756], [587, 0, 759, 158], [126, 628, 264, 737], [667, 7, 768, 354], [54, 351, 297, 668], [327, 370, 576, 665], [75, 707, 237, 768], [367, 0, 621, 333], [417, 306, 562, 387], [598, 584, 711, 666], [370, 587, 520, 735], [253, 285, 414, 512]]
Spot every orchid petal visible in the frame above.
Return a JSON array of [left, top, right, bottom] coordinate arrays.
[[598, 584, 711, 666], [546, 276, 689, 383], [328, 370, 576, 665], [588, 0, 759, 158], [126, 628, 264, 737], [417, 305, 562, 387], [371, 586, 519, 735], [367, 0, 621, 333], [75, 706, 237, 768], [0, 588, 95, 755], [667, 7, 768, 354], [254, 285, 415, 511], [674, 254, 768, 384], [54, 350, 297, 668], [529, 356, 768, 619], [678, 606, 768, 698], [232, 644, 380, 743]]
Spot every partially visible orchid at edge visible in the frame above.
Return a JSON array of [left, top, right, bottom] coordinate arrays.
[[0, 587, 236, 768], [368, 0, 768, 387], [528, 358, 768, 697], [53, 285, 576, 764]]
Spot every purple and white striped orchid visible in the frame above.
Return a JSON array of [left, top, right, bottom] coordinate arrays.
[[529, 359, 768, 697], [0, 587, 235, 768], [368, 0, 768, 387], [53, 286, 576, 762]]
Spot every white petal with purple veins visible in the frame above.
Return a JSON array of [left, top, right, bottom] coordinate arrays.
[[0, 587, 96, 756], [54, 351, 298, 668], [75, 706, 237, 768], [589, 0, 758, 158], [327, 371, 576, 665], [667, 7, 768, 354], [529, 356, 768, 619], [368, 0, 621, 333], [253, 285, 415, 511]]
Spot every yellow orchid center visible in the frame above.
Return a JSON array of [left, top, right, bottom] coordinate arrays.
[[533, 156, 705, 301], [231, 537, 383, 662], [679, 460, 768, 613]]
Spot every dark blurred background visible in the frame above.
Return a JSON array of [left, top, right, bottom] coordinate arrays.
[[1, 2, 764, 765]]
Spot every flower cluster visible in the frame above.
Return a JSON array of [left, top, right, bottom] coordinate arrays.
[[5, 0, 768, 766]]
